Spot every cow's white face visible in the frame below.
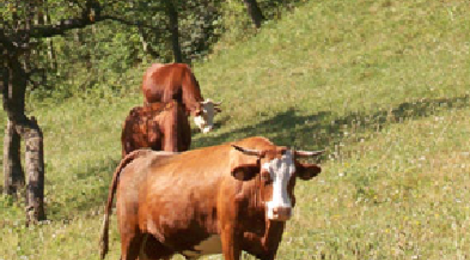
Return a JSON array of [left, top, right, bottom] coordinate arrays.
[[231, 143, 323, 222], [262, 150, 296, 221], [194, 99, 220, 133]]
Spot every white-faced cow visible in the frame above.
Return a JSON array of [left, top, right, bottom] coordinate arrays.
[[99, 136, 323, 260], [141, 63, 221, 133]]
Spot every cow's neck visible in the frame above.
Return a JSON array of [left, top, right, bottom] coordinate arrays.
[[183, 94, 203, 115], [182, 72, 204, 114]]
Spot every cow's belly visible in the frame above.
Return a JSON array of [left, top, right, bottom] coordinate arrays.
[[181, 235, 222, 258]]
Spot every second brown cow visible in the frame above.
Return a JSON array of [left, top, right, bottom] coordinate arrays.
[[121, 100, 190, 157]]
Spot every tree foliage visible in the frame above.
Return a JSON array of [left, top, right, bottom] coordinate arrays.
[[2, 0, 303, 103]]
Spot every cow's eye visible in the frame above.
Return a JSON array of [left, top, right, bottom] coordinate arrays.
[[261, 171, 271, 183]]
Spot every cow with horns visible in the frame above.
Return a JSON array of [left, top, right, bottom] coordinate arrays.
[[100, 136, 323, 260]]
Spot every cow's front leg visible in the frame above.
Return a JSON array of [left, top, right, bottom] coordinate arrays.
[[242, 220, 285, 260], [220, 222, 242, 260], [218, 181, 244, 260], [242, 232, 275, 260]]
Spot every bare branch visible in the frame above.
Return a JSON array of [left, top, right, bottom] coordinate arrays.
[[2, 0, 164, 41], [28, 17, 100, 38], [100, 15, 164, 31], [22, 14, 161, 39]]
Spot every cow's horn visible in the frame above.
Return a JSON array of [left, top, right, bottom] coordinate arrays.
[[232, 145, 264, 157], [214, 100, 222, 106], [294, 150, 324, 157]]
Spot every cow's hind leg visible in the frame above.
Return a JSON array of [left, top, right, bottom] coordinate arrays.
[[139, 234, 174, 260], [120, 232, 144, 260], [161, 105, 179, 152]]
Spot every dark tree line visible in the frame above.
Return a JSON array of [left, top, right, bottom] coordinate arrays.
[[1, 0, 272, 225]]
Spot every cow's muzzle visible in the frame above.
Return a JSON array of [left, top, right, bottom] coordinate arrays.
[[268, 207, 292, 221], [201, 125, 213, 133]]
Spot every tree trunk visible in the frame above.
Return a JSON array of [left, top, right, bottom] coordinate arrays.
[[243, 0, 265, 29], [2, 49, 47, 224], [165, 0, 183, 63], [17, 117, 46, 223], [3, 118, 25, 195], [2, 60, 25, 195]]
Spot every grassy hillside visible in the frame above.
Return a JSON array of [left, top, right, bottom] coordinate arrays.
[[1, 0, 470, 259]]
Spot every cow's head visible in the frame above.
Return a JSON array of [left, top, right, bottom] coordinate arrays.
[[231, 144, 323, 222], [194, 99, 222, 133]]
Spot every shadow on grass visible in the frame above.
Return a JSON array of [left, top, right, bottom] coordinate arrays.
[[193, 95, 469, 157]]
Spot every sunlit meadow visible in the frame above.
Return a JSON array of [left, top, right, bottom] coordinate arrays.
[[1, 0, 470, 259]]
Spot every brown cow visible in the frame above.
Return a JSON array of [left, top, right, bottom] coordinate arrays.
[[100, 136, 323, 260], [121, 100, 190, 157], [141, 63, 221, 133]]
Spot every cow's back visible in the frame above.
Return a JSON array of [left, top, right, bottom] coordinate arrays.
[[142, 63, 188, 104]]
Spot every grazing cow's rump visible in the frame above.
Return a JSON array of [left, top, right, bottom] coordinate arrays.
[[141, 63, 221, 133], [120, 100, 190, 157], [100, 137, 323, 260], [142, 63, 202, 110]]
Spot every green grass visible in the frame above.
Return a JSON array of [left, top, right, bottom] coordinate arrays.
[[1, 0, 470, 259]]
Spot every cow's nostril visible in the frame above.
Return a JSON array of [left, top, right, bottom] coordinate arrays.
[[277, 207, 291, 216], [268, 207, 292, 221]]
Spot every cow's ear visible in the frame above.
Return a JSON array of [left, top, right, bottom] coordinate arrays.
[[230, 145, 260, 181], [231, 164, 259, 181], [296, 162, 321, 180]]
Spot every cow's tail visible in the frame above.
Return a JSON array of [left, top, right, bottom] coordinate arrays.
[[99, 149, 153, 259]]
